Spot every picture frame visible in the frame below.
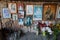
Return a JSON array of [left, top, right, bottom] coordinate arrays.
[[17, 2, 24, 11], [8, 3, 17, 13], [18, 10, 24, 18], [2, 8, 11, 18], [33, 5, 43, 20], [12, 14, 18, 20], [24, 15, 32, 26], [43, 4, 56, 21], [18, 18, 24, 25], [56, 5, 60, 19], [26, 5, 33, 15]]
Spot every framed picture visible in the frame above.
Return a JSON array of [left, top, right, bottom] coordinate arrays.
[[2, 8, 11, 18], [43, 4, 56, 20], [18, 18, 24, 25], [18, 10, 24, 14], [33, 5, 43, 20], [24, 15, 32, 26], [26, 5, 33, 15], [8, 3, 17, 13], [0, 23, 1, 29], [18, 10, 24, 18], [56, 5, 60, 19], [12, 14, 18, 20], [17, 3, 24, 11]]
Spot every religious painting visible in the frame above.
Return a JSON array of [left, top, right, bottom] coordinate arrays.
[[2, 8, 11, 18], [56, 5, 60, 19], [33, 5, 43, 20], [18, 18, 24, 25], [18, 11, 24, 18], [12, 14, 18, 20], [17, 2, 24, 12], [26, 5, 33, 15], [43, 4, 56, 20], [8, 3, 17, 13], [24, 15, 32, 26]]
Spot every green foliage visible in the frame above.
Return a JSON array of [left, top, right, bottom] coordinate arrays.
[[52, 25, 60, 40]]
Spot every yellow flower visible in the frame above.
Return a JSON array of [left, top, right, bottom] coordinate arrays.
[[56, 24, 60, 27]]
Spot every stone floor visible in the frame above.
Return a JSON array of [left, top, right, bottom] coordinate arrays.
[[0, 31, 2, 40], [0, 28, 60, 40], [20, 32, 47, 40], [7, 32, 54, 40], [0, 31, 60, 40], [19, 32, 54, 40]]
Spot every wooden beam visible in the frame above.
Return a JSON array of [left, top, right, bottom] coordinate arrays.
[[10, 0, 60, 2]]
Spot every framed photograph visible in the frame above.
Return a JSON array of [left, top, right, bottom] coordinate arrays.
[[26, 5, 33, 15], [12, 14, 18, 20], [17, 3, 24, 11], [2, 8, 11, 18], [24, 15, 32, 26], [18, 18, 24, 25], [18, 10, 24, 18], [33, 5, 43, 20], [56, 5, 60, 19], [8, 3, 17, 13], [43, 4, 56, 20]]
